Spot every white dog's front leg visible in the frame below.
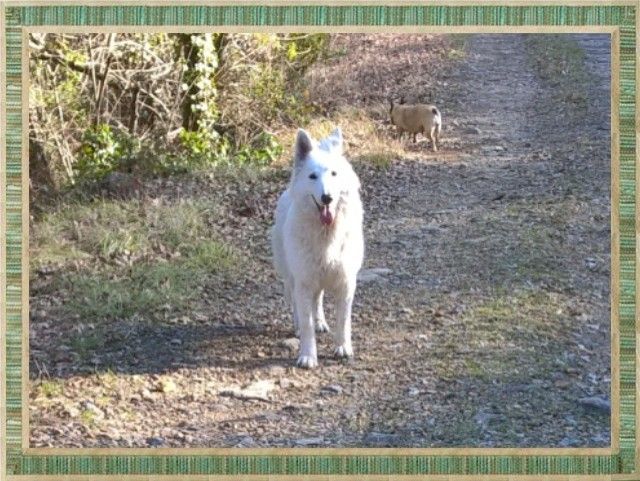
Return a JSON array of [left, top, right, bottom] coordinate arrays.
[[292, 303, 300, 337], [285, 282, 300, 335], [334, 291, 355, 358], [313, 290, 330, 333], [295, 287, 318, 368]]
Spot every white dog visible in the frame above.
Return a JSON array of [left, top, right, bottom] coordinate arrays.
[[272, 128, 364, 369]]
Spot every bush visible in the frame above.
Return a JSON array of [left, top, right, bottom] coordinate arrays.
[[235, 132, 283, 166], [74, 124, 140, 181], [29, 33, 330, 189]]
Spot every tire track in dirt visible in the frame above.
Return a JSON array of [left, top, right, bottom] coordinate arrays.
[[356, 34, 611, 447]]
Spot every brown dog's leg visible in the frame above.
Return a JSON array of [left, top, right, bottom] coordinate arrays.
[[429, 126, 438, 152]]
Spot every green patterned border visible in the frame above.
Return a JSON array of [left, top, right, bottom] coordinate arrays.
[[1, 3, 636, 478]]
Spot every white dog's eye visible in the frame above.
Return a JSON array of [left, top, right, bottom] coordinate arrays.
[[309, 173, 317, 180], [331, 171, 337, 176]]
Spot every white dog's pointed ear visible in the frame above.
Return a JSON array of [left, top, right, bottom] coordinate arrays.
[[321, 127, 343, 155], [294, 129, 314, 166]]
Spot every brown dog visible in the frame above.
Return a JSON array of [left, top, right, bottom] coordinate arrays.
[[389, 99, 442, 151]]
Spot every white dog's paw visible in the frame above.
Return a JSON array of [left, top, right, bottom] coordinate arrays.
[[296, 355, 318, 369], [315, 319, 330, 333], [334, 344, 353, 358]]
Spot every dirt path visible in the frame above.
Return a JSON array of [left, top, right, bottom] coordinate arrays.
[[30, 34, 612, 448]]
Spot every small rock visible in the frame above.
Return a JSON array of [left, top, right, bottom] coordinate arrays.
[[578, 396, 610, 413], [234, 435, 257, 447], [584, 258, 598, 270], [146, 436, 165, 447], [268, 365, 287, 376], [481, 145, 505, 153], [294, 437, 324, 446], [156, 379, 177, 393], [64, 406, 80, 418], [364, 432, 400, 446], [559, 436, 580, 447], [169, 338, 182, 346], [423, 225, 443, 234], [36, 266, 55, 276], [407, 387, 420, 396], [321, 384, 343, 395], [279, 338, 300, 352], [591, 433, 608, 444], [400, 307, 414, 315], [221, 379, 276, 401], [140, 388, 154, 401], [369, 267, 392, 275], [81, 401, 105, 421], [278, 378, 294, 389], [357, 268, 392, 283], [463, 127, 481, 135], [473, 411, 493, 425]]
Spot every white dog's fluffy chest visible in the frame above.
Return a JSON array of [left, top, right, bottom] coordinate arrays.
[[284, 203, 363, 292]]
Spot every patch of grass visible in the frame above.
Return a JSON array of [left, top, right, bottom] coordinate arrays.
[[325, 45, 349, 61], [31, 181, 245, 327], [524, 34, 589, 106], [274, 106, 404, 169], [97, 370, 119, 389], [444, 34, 469, 60], [70, 331, 103, 361], [30, 242, 91, 270], [61, 267, 181, 321], [37, 380, 64, 398], [95, 395, 112, 407], [151, 201, 210, 251], [32, 200, 143, 270], [431, 290, 573, 383], [80, 409, 97, 427], [31, 197, 219, 271], [57, 238, 240, 322], [182, 239, 239, 272], [457, 201, 572, 289], [356, 151, 395, 169], [447, 49, 466, 60]]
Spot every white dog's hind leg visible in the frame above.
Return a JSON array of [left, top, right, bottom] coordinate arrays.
[[334, 289, 355, 358], [314, 290, 330, 333], [295, 286, 318, 369]]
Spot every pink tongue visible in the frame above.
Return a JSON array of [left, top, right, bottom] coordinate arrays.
[[320, 206, 333, 225]]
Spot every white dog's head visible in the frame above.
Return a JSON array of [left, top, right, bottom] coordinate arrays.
[[290, 127, 360, 227]]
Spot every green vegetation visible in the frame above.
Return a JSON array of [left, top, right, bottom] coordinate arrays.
[[524, 34, 589, 107], [37, 380, 64, 398], [431, 289, 574, 383], [29, 33, 330, 188], [32, 196, 241, 324]]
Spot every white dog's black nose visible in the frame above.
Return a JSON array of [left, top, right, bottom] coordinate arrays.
[[321, 194, 333, 205]]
